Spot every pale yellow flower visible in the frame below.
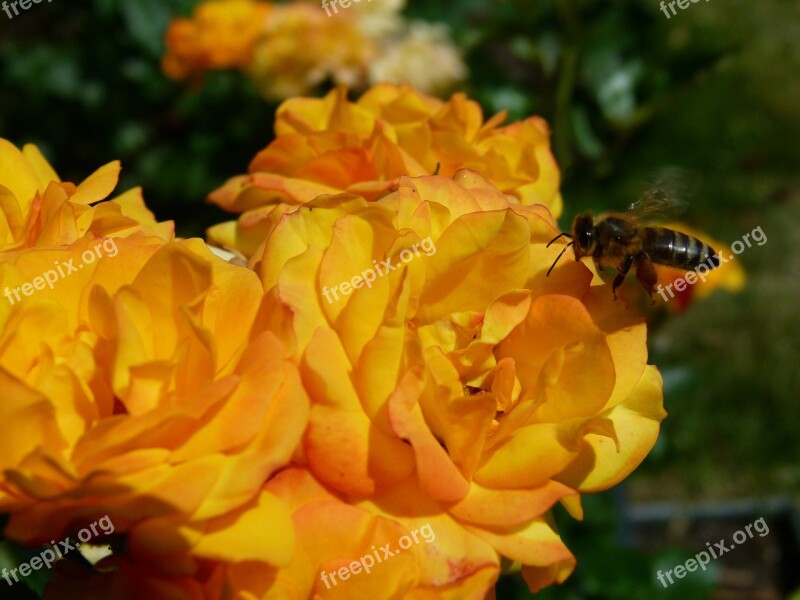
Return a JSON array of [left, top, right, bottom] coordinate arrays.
[[369, 21, 468, 96]]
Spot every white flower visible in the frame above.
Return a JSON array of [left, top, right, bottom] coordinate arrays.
[[369, 21, 468, 96]]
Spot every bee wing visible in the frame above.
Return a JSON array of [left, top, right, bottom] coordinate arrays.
[[628, 168, 693, 222], [627, 187, 689, 223]]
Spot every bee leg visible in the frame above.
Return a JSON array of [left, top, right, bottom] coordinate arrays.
[[612, 255, 635, 299], [635, 254, 658, 302]]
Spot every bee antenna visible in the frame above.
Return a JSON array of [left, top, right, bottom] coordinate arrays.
[[546, 233, 572, 248], [546, 242, 574, 277]]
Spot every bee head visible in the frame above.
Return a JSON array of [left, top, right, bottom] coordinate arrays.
[[571, 213, 595, 259]]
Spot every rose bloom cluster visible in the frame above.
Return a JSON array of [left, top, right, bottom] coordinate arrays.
[[163, 0, 466, 100], [0, 84, 666, 599]]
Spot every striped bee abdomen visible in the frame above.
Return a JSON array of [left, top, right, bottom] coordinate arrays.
[[643, 227, 719, 269]]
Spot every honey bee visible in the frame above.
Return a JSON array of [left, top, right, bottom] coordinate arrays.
[[546, 189, 720, 299]]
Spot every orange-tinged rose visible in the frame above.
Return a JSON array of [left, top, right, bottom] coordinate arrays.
[[0, 237, 308, 531], [207, 85, 563, 257], [163, 0, 376, 100], [0, 238, 308, 567], [43, 490, 294, 600], [162, 0, 273, 80], [0, 139, 173, 253], [229, 468, 500, 599], [0, 149, 309, 592], [45, 468, 500, 599], [244, 169, 665, 594]]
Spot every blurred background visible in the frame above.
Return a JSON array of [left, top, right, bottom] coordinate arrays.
[[1, 0, 798, 598]]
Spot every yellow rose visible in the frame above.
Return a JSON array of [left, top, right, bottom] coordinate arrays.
[[247, 170, 665, 594], [0, 139, 172, 253], [249, 3, 375, 101], [162, 0, 273, 80], [42, 490, 293, 600], [0, 236, 309, 561], [0, 149, 309, 591], [162, 0, 376, 101], [44, 468, 500, 599], [233, 468, 500, 598], [208, 84, 563, 256]]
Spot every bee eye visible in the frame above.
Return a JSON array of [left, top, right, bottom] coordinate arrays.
[[579, 230, 592, 248]]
